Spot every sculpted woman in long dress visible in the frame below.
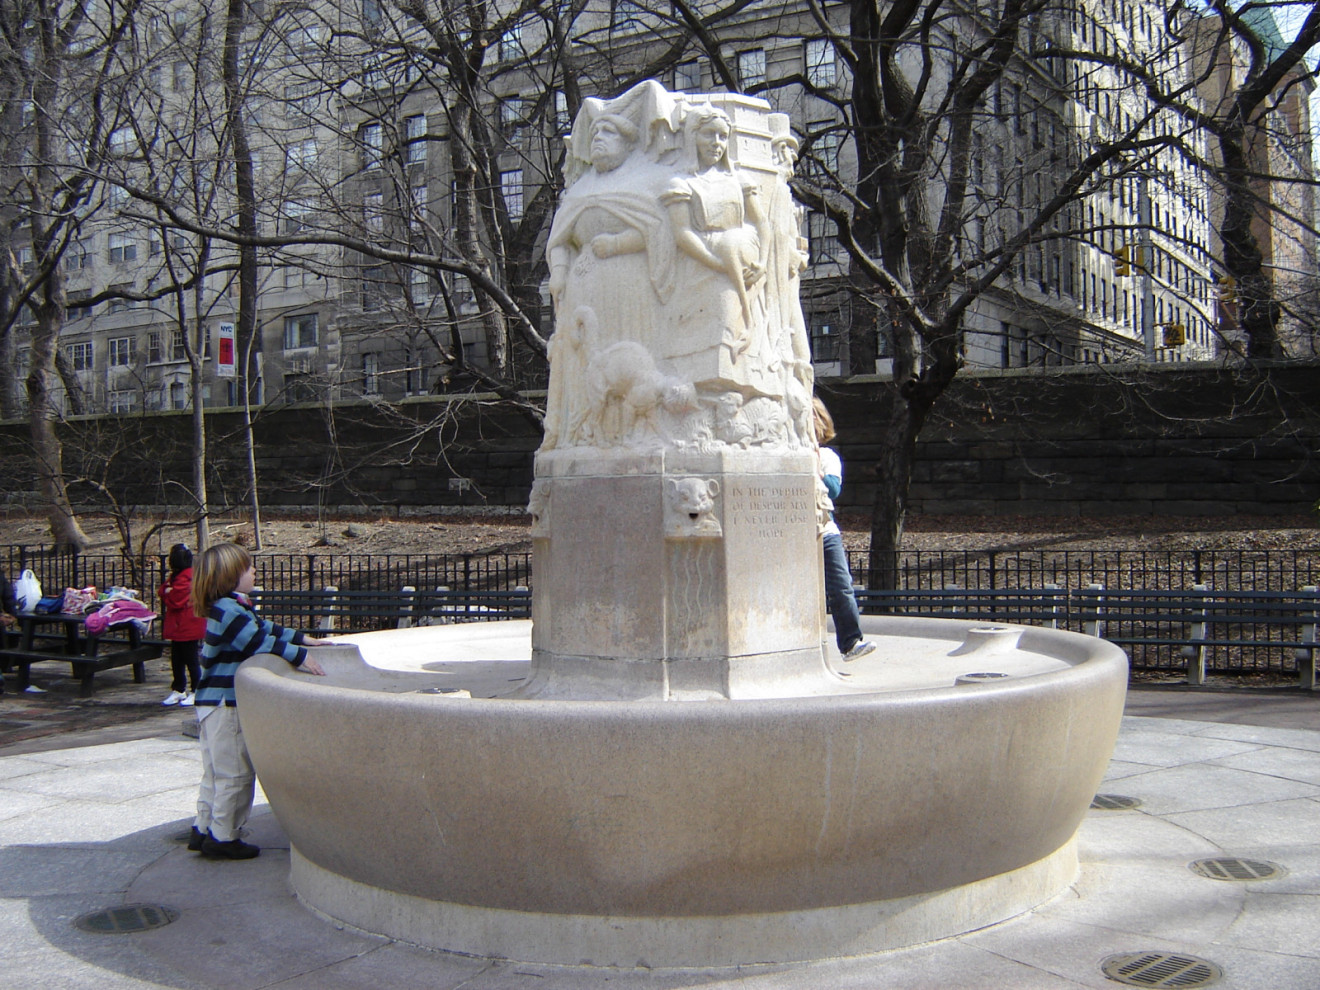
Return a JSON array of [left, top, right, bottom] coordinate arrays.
[[540, 109, 676, 449], [660, 105, 771, 386]]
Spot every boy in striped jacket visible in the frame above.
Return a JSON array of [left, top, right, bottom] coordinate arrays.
[[189, 543, 328, 860]]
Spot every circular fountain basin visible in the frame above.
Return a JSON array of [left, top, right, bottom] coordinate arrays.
[[237, 616, 1127, 967]]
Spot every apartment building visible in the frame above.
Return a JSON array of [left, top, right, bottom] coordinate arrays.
[[6, 0, 1309, 418]]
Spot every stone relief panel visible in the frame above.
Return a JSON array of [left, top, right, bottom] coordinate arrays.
[[540, 81, 816, 455], [664, 477, 723, 539]]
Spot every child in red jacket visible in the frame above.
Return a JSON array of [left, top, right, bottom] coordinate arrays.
[[160, 544, 206, 706]]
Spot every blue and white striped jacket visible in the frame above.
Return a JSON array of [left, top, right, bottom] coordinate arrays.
[[194, 593, 308, 708]]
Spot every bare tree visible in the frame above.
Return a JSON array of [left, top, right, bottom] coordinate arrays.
[[0, 0, 151, 548]]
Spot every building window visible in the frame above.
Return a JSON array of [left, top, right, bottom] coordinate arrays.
[[72, 239, 93, 269], [108, 232, 137, 263], [540, 92, 565, 137], [410, 185, 428, 231], [674, 60, 701, 92], [409, 266, 430, 302], [405, 114, 426, 164], [501, 169, 523, 219], [172, 330, 187, 360], [109, 336, 136, 367], [808, 212, 841, 265], [360, 265, 384, 310], [405, 348, 428, 395], [498, 23, 523, 62], [737, 49, 765, 90], [109, 389, 138, 414], [364, 192, 384, 233], [361, 0, 382, 31], [361, 352, 380, 394], [286, 137, 317, 171], [805, 39, 836, 88], [808, 316, 840, 362], [170, 381, 187, 410], [282, 200, 311, 234], [499, 97, 526, 133], [148, 332, 162, 363], [283, 313, 318, 350], [67, 342, 93, 370], [109, 126, 136, 156], [360, 123, 382, 170], [289, 23, 321, 51]]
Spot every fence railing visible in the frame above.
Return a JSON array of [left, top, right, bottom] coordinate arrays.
[[845, 547, 1320, 676], [0, 548, 534, 615], [5, 544, 1318, 677]]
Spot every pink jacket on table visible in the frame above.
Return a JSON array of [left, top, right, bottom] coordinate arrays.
[[85, 599, 158, 636]]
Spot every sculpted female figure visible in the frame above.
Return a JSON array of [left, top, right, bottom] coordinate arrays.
[[660, 105, 771, 384], [540, 104, 677, 449]]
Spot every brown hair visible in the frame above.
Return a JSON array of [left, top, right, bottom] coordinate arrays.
[[812, 397, 836, 444], [191, 543, 252, 617]]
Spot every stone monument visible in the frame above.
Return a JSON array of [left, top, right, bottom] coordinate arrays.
[[236, 81, 1130, 969], [526, 81, 825, 700]]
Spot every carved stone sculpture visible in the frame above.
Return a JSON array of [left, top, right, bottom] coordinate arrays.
[[540, 82, 814, 453], [529, 82, 825, 697]]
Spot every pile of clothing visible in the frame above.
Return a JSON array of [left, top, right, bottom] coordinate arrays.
[[56, 585, 158, 634]]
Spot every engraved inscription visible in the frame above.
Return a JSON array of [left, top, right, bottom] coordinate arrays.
[[727, 483, 813, 540]]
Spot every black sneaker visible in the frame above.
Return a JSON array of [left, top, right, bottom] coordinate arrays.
[[187, 827, 209, 852], [200, 836, 260, 860]]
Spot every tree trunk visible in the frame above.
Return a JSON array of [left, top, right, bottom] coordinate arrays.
[[223, 0, 262, 548], [191, 282, 210, 551], [28, 279, 89, 550], [1219, 132, 1281, 359], [866, 385, 919, 591]]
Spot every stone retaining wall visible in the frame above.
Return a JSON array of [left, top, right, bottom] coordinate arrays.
[[1, 361, 1316, 519]]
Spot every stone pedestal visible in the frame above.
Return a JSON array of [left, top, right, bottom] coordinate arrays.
[[520, 448, 827, 699]]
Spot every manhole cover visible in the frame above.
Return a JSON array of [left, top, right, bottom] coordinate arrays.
[[74, 904, 179, 934], [1190, 857, 1285, 881], [1091, 794, 1142, 810], [1101, 952, 1222, 988]]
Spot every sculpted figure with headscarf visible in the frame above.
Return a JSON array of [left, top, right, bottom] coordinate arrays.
[[540, 82, 684, 450]]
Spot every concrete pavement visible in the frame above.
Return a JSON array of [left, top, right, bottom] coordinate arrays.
[[1, 674, 1318, 989]]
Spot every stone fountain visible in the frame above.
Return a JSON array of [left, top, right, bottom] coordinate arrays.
[[237, 82, 1128, 968]]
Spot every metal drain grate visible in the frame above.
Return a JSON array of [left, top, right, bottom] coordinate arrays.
[[1190, 857, 1285, 882], [1101, 952, 1222, 988], [1091, 794, 1142, 810], [74, 904, 179, 934]]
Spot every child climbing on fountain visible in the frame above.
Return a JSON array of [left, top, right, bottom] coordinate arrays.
[[188, 542, 329, 860]]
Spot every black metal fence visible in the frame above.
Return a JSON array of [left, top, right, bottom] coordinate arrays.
[[4, 544, 1317, 677], [842, 547, 1320, 594], [845, 546, 1320, 676], [0, 548, 534, 614]]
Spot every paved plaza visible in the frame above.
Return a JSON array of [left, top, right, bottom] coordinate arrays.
[[1, 670, 1318, 989]]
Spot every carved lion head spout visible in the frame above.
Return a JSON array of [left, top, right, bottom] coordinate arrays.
[[664, 476, 723, 539]]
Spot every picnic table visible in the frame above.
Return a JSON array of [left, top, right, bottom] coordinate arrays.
[[0, 611, 163, 697]]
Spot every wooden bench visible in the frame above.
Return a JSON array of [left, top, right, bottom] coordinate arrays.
[[0, 613, 163, 697], [1073, 585, 1320, 688], [856, 584, 1320, 689], [249, 586, 531, 635], [855, 585, 1070, 627]]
